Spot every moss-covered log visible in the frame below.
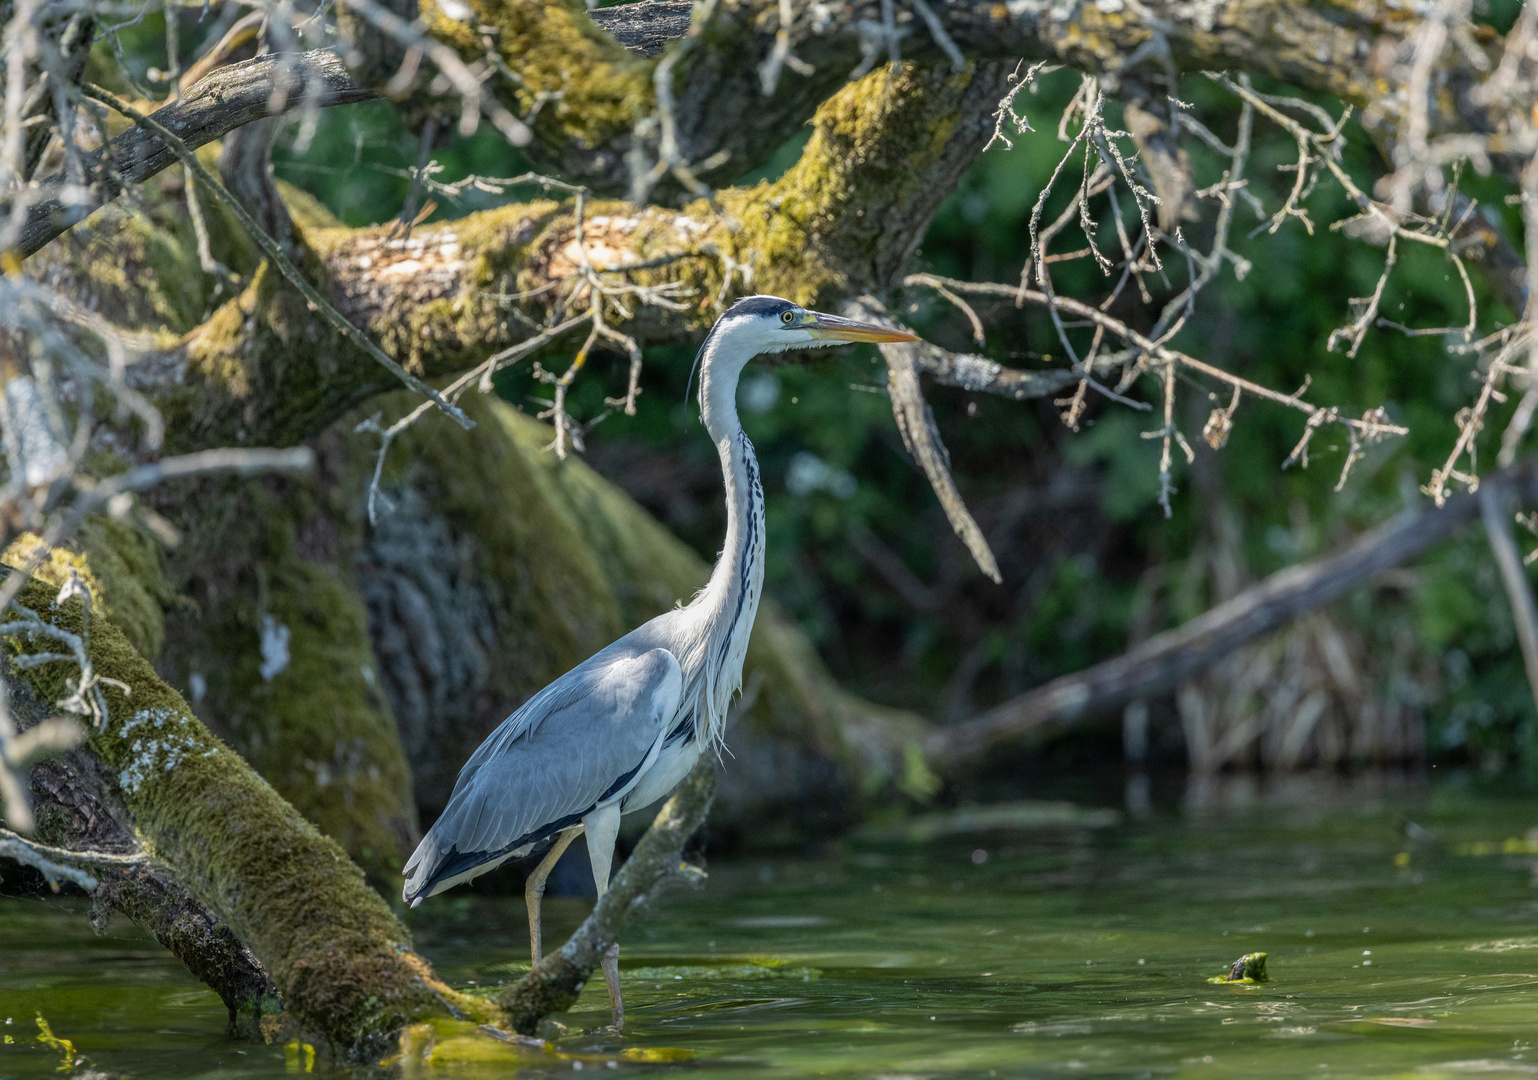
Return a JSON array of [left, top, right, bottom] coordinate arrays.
[[20, 705, 279, 1034], [155, 470, 421, 887], [472, 0, 1503, 196], [3, 567, 490, 1057], [57, 61, 997, 456]]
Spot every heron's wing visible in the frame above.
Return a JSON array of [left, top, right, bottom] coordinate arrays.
[[403, 647, 682, 902]]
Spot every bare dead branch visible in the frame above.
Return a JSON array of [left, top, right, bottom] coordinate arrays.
[[14, 50, 373, 259], [849, 296, 1002, 583], [1481, 483, 1538, 722]]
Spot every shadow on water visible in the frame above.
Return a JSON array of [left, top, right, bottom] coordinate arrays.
[[4, 769, 1538, 1078]]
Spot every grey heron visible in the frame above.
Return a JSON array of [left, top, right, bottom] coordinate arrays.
[[401, 295, 917, 1028]]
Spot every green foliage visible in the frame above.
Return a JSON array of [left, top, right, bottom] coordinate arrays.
[[1062, 410, 1166, 523]]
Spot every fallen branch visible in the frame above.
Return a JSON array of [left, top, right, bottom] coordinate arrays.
[[496, 760, 714, 1034], [3, 670, 280, 1034], [1480, 484, 1538, 718], [929, 463, 1538, 768], [15, 50, 372, 258]]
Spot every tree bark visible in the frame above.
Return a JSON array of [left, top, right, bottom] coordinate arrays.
[[486, 0, 1507, 195], [19, 697, 278, 1034]]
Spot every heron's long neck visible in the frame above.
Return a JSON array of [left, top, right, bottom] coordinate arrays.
[[692, 343, 765, 738]]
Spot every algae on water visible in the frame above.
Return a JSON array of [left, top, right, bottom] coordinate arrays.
[[1208, 951, 1269, 984]]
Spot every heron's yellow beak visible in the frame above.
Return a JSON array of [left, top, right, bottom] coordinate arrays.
[[799, 311, 920, 344]]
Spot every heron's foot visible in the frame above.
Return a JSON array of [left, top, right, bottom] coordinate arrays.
[[602, 943, 624, 1032]]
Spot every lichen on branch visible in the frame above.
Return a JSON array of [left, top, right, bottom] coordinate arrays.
[[2, 568, 488, 1057]]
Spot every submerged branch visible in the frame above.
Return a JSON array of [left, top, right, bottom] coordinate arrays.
[[497, 761, 714, 1034]]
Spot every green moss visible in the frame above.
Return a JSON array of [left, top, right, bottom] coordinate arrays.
[[26, 143, 256, 336], [426, 0, 652, 159], [159, 475, 419, 888], [3, 571, 488, 1051], [277, 179, 344, 231], [1208, 952, 1270, 984], [3, 520, 170, 659], [77, 519, 171, 659], [173, 258, 358, 450], [491, 404, 704, 625]]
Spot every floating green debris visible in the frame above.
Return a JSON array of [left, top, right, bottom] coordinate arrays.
[[34, 1015, 74, 1072], [284, 1040, 316, 1073], [1456, 832, 1538, 856], [1208, 952, 1269, 984]]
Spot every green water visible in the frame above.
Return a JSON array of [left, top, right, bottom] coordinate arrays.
[[5, 775, 1538, 1078]]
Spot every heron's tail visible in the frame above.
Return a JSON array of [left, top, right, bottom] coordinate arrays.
[[401, 830, 440, 907]]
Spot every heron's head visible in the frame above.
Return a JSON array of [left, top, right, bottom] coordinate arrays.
[[710, 295, 919, 358]]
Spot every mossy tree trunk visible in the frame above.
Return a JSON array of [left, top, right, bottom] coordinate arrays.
[[5, 569, 491, 1058]]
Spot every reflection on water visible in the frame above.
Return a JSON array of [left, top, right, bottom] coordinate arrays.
[[4, 772, 1538, 1078]]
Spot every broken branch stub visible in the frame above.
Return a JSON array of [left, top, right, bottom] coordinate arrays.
[[847, 298, 1002, 584]]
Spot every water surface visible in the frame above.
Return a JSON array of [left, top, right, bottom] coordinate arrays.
[[4, 773, 1538, 1078]]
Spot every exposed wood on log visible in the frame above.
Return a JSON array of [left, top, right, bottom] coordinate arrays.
[[929, 464, 1538, 769], [7, 673, 279, 1034], [590, 0, 694, 56]]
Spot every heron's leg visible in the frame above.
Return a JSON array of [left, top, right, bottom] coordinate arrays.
[[525, 828, 579, 966], [583, 803, 624, 1030]]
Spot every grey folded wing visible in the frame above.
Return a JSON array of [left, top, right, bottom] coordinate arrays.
[[403, 647, 682, 903]]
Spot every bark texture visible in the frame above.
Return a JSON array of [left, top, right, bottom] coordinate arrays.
[[20, 707, 278, 1034], [466, 0, 1508, 195]]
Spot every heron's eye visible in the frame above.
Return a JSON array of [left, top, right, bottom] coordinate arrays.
[[781, 310, 795, 324]]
